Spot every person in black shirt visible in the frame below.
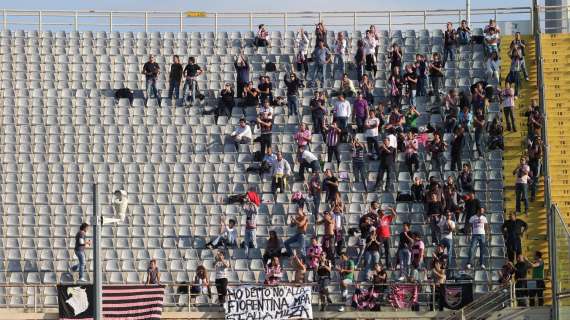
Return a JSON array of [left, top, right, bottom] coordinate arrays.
[[411, 177, 424, 202], [404, 64, 418, 106], [514, 254, 529, 307], [310, 91, 327, 136], [458, 163, 474, 192], [398, 222, 414, 279], [234, 53, 250, 98], [168, 55, 183, 103], [284, 72, 302, 116], [473, 109, 486, 158], [141, 55, 161, 106], [258, 76, 273, 105], [70, 223, 90, 282], [429, 52, 444, 101], [443, 22, 457, 67], [322, 169, 339, 203], [355, 40, 365, 83], [462, 192, 481, 234], [450, 126, 464, 171], [256, 109, 273, 154], [375, 137, 396, 192], [415, 54, 428, 96], [219, 83, 235, 118], [182, 57, 203, 105], [242, 82, 260, 108], [502, 213, 528, 262], [428, 133, 447, 175]]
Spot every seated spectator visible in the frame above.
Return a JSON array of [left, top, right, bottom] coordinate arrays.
[[499, 261, 516, 285], [241, 82, 259, 108], [487, 117, 504, 151], [360, 74, 374, 105], [114, 87, 134, 105], [457, 19, 471, 45], [246, 146, 276, 178], [271, 151, 292, 195], [190, 265, 212, 300], [337, 73, 357, 97], [405, 106, 420, 134], [206, 219, 238, 249], [294, 123, 312, 148], [291, 250, 307, 283], [386, 106, 405, 133], [255, 24, 270, 47], [295, 29, 310, 79], [263, 230, 283, 265], [264, 256, 283, 285], [297, 145, 321, 181], [230, 118, 252, 150], [146, 258, 160, 284], [432, 243, 449, 270], [337, 251, 356, 312], [218, 83, 235, 118]]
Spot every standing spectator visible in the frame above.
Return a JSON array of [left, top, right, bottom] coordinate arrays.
[[466, 208, 489, 270], [310, 91, 327, 136], [284, 72, 302, 116], [332, 32, 347, 80], [513, 157, 531, 216], [360, 74, 374, 105], [336, 252, 355, 312], [206, 219, 238, 249], [484, 27, 499, 56], [501, 82, 517, 131], [426, 192, 444, 244], [473, 108, 486, 158], [265, 257, 283, 285], [284, 208, 309, 257], [462, 192, 481, 234], [230, 118, 252, 151], [317, 211, 336, 261], [364, 30, 379, 78], [219, 83, 235, 118], [294, 123, 312, 149], [363, 232, 381, 277], [370, 263, 388, 294], [271, 151, 292, 195], [398, 222, 414, 280], [291, 250, 307, 283], [374, 137, 396, 192], [70, 223, 90, 282], [364, 109, 381, 159], [243, 201, 258, 251], [314, 22, 328, 48], [514, 254, 529, 306], [190, 266, 212, 300], [450, 127, 465, 171], [411, 233, 425, 272], [168, 55, 183, 103], [443, 22, 456, 67], [256, 110, 273, 154], [255, 24, 269, 47], [297, 145, 320, 181], [141, 55, 161, 106], [429, 52, 444, 101], [428, 133, 447, 175], [528, 136, 543, 201], [502, 213, 528, 262], [528, 251, 545, 306], [322, 169, 340, 203], [404, 64, 418, 107], [107, 189, 127, 224], [432, 260, 447, 311], [459, 163, 474, 192], [388, 43, 403, 73], [438, 211, 455, 269], [295, 29, 310, 79], [510, 32, 529, 81], [325, 120, 342, 167], [487, 51, 500, 85], [377, 207, 396, 268], [307, 172, 322, 216], [182, 57, 203, 105], [457, 20, 471, 45], [214, 251, 230, 305], [234, 53, 249, 98], [263, 230, 283, 265], [369, 25, 381, 56], [146, 259, 161, 285], [307, 237, 324, 280], [317, 255, 333, 311], [411, 177, 425, 202], [355, 40, 366, 83], [333, 94, 351, 142], [258, 76, 273, 104], [404, 131, 419, 177], [352, 138, 368, 192], [507, 50, 526, 97], [499, 261, 516, 285], [312, 41, 332, 88], [415, 54, 428, 97], [388, 66, 403, 109], [405, 105, 420, 133]]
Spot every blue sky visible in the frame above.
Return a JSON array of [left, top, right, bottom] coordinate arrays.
[[2, 0, 531, 12]]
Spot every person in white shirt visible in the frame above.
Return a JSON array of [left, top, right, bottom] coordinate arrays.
[[363, 30, 378, 77], [297, 145, 320, 181], [438, 211, 456, 269], [206, 219, 238, 249], [333, 95, 351, 141], [104, 190, 127, 224], [513, 157, 531, 215], [230, 118, 252, 150], [295, 29, 310, 79], [466, 208, 489, 270], [386, 130, 398, 149], [332, 32, 347, 80], [364, 109, 381, 159], [271, 151, 292, 195]]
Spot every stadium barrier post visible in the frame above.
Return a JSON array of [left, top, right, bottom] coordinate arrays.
[[457, 9, 461, 25], [144, 11, 148, 33], [33, 285, 36, 312], [74, 11, 78, 32], [93, 183, 102, 320], [284, 12, 287, 34], [3, 9, 6, 30], [423, 11, 427, 30], [109, 12, 113, 33], [38, 11, 42, 33], [249, 13, 253, 32], [215, 13, 218, 39], [179, 12, 183, 33], [388, 11, 392, 34], [466, 0, 471, 26], [353, 12, 356, 35]]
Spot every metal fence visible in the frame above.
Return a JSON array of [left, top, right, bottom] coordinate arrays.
[[0, 7, 533, 34]]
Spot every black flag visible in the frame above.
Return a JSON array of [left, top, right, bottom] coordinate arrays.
[[442, 282, 473, 310], [57, 285, 94, 320]]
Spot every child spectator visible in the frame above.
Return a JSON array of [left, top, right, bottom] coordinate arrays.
[[146, 258, 160, 285]]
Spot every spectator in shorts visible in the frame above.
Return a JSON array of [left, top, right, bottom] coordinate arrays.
[[146, 259, 160, 284], [230, 118, 252, 151], [141, 55, 161, 106], [214, 251, 230, 305], [271, 151, 292, 195], [291, 250, 307, 283], [337, 252, 355, 312], [168, 55, 183, 103]]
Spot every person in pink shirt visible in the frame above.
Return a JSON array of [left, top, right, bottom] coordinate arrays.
[[501, 82, 517, 131], [294, 123, 312, 148]]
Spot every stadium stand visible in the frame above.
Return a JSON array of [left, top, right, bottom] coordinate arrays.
[[0, 25, 509, 309]]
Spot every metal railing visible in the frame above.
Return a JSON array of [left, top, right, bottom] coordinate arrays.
[[0, 7, 532, 34], [444, 283, 512, 320]]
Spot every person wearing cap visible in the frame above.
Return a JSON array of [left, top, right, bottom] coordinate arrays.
[[230, 118, 252, 151], [141, 55, 161, 106]]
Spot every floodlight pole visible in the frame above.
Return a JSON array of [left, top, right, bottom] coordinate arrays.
[[93, 183, 102, 320], [466, 0, 471, 26]]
